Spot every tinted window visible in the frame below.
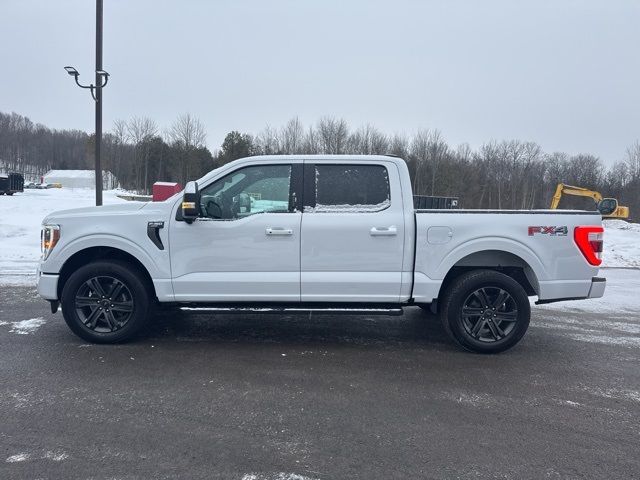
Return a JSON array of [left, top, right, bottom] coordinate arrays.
[[200, 165, 292, 220], [311, 164, 390, 213]]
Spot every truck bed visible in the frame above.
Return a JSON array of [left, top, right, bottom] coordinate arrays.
[[411, 209, 602, 304]]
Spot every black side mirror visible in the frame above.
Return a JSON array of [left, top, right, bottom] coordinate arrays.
[[597, 198, 618, 216], [182, 181, 200, 223]]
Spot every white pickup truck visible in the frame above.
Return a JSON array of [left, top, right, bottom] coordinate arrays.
[[37, 155, 606, 353]]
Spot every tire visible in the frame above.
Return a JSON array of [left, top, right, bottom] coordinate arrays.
[[439, 270, 530, 354], [61, 260, 152, 343]]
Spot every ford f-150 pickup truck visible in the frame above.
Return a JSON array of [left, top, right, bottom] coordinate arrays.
[[37, 155, 606, 353]]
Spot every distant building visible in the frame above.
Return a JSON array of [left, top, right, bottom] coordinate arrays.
[[43, 170, 119, 189]]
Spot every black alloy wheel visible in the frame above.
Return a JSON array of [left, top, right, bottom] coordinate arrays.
[[461, 287, 518, 342], [61, 260, 151, 343], [439, 270, 531, 353], [74, 276, 134, 333]]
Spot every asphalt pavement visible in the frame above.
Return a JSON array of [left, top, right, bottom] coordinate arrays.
[[1, 284, 638, 480]]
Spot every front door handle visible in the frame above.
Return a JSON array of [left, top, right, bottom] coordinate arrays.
[[266, 227, 293, 236], [370, 226, 397, 236]]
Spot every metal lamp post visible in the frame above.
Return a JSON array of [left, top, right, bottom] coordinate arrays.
[[63, 0, 109, 206]]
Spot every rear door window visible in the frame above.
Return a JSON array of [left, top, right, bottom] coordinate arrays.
[[305, 164, 391, 213]]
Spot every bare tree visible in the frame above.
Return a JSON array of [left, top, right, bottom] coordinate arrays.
[[255, 125, 280, 154], [168, 113, 207, 184], [169, 113, 206, 149], [625, 140, 640, 181], [280, 117, 305, 154], [347, 124, 389, 154], [410, 129, 448, 195], [302, 126, 319, 153], [3, 109, 639, 220], [127, 117, 158, 192], [388, 134, 409, 159], [317, 117, 349, 154]]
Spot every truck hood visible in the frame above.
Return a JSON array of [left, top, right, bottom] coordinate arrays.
[[42, 202, 150, 224]]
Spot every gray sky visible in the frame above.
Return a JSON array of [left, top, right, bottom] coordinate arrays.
[[2, 0, 639, 163]]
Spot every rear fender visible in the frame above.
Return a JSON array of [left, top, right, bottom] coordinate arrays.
[[434, 237, 547, 282]]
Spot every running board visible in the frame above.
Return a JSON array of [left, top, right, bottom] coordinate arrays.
[[180, 305, 404, 316]]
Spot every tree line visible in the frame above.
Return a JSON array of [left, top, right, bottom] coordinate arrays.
[[1, 111, 638, 219]]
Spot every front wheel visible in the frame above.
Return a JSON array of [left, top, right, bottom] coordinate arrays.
[[61, 261, 152, 343], [439, 270, 530, 353]]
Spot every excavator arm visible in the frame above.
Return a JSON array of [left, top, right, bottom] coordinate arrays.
[[550, 183, 629, 219]]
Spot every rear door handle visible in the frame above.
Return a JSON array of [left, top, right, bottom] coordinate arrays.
[[370, 226, 397, 236], [266, 227, 293, 236]]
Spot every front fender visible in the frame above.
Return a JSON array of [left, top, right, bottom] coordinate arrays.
[[43, 233, 169, 279]]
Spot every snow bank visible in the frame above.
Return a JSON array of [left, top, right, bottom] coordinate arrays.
[[0, 188, 128, 285], [602, 219, 640, 268]]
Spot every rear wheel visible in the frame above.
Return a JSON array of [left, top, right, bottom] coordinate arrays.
[[439, 270, 530, 353], [61, 261, 152, 343]]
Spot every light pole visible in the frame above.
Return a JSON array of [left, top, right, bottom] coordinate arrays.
[[64, 0, 109, 206]]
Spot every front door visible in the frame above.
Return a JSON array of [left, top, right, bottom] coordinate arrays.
[[170, 162, 302, 302], [300, 161, 406, 302]]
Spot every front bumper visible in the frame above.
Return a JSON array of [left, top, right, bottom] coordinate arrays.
[[37, 266, 59, 301]]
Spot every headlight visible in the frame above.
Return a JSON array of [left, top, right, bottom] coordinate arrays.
[[41, 224, 60, 260]]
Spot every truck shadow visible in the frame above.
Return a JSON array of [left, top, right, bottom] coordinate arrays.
[[145, 307, 452, 349]]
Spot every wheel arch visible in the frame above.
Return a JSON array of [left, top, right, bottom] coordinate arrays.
[[436, 249, 540, 306], [57, 246, 157, 300]]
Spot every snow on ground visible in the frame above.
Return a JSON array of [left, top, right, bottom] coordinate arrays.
[[6, 317, 47, 334], [5, 451, 69, 463], [534, 268, 640, 349], [535, 268, 638, 315], [0, 188, 128, 285], [241, 474, 318, 480], [602, 219, 640, 268]]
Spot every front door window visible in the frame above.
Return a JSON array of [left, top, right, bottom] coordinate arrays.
[[199, 165, 292, 220]]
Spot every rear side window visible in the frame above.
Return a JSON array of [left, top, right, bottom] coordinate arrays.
[[307, 164, 390, 213]]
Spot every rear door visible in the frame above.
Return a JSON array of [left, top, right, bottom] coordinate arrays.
[[300, 160, 406, 302]]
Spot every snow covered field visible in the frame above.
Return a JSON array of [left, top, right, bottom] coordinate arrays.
[[0, 188, 127, 284], [601, 219, 640, 268], [0, 188, 638, 315]]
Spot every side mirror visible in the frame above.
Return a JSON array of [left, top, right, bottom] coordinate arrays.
[[182, 181, 200, 223], [597, 198, 618, 216]]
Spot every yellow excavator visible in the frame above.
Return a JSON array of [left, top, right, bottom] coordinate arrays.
[[550, 183, 630, 219]]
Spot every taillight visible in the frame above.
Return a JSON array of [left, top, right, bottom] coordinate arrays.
[[574, 226, 603, 266]]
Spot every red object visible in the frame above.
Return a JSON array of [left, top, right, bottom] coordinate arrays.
[[574, 226, 604, 266], [152, 182, 182, 202]]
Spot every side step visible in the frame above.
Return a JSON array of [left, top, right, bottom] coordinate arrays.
[[180, 304, 404, 316]]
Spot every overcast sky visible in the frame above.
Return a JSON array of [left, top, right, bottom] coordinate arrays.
[[2, 0, 639, 163]]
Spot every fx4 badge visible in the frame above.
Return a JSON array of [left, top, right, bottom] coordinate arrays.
[[528, 226, 568, 236]]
